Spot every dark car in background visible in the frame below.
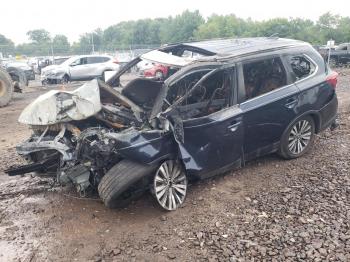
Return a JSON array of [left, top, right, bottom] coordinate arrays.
[[8, 38, 338, 211], [327, 43, 350, 66], [3, 61, 35, 85]]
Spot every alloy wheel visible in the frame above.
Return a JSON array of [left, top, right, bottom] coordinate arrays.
[[288, 119, 312, 155], [153, 160, 187, 211]]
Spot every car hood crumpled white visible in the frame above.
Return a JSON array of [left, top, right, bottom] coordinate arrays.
[[19, 79, 102, 125]]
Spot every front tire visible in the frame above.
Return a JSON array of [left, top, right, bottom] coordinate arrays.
[[279, 116, 315, 159], [98, 160, 156, 208], [61, 75, 69, 84]]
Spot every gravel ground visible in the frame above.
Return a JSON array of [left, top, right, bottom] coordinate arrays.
[[0, 70, 349, 262]]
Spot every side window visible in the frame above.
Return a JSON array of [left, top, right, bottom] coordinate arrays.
[[339, 45, 347, 51], [289, 56, 316, 80], [87, 56, 104, 64], [80, 57, 88, 65], [102, 57, 110, 62], [243, 57, 287, 100], [70, 58, 82, 66], [166, 68, 234, 119]]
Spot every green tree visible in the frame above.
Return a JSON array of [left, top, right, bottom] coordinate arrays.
[[52, 34, 70, 55], [256, 18, 292, 37], [0, 34, 15, 56], [7, 12, 350, 56], [317, 12, 341, 42], [337, 17, 350, 43], [26, 29, 51, 43], [160, 10, 204, 43], [195, 14, 249, 39]]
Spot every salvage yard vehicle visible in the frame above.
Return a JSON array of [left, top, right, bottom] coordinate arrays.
[[41, 55, 120, 85], [327, 43, 350, 66], [142, 63, 169, 80], [4, 61, 35, 86], [0, 66, 24, 107], [6, 38, 338, 211]]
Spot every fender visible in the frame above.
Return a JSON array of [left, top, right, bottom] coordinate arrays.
[[105, 129, 177, 165]]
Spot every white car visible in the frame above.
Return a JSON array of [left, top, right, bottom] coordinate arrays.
[[41, 55, 120, 84]]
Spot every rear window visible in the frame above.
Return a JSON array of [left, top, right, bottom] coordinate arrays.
[[289, 55, 316, 80]]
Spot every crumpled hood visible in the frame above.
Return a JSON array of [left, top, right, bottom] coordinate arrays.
[[19, 80, 102, 125], [41, 65, 66, 74]]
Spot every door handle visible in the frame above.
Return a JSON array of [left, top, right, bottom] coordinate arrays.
[[285, 98, 298, 109], [227, 121, 241, 132]]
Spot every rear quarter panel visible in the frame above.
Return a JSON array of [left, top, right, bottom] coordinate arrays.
[[292, 50, 337, 131]]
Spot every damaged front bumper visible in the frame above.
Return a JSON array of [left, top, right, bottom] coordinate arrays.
[[41, 71, 66, 82], [5, 124, 74, 176], [16, 139, 72, 161]]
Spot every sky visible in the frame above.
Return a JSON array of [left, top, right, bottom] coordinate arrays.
[[0, 0, 349, 44]]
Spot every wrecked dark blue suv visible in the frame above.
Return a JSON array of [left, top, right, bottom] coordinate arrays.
[[8, 38, 338, 211]]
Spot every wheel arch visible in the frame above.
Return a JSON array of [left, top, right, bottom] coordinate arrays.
[[278, 112, 317, 159], [282, 110, 321, 138], [63, 73, 70, 81], [308, 112, 321, 134]]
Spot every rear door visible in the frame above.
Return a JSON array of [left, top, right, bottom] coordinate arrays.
[[86, 56, 107, 78], [237, 55, 300, 160]]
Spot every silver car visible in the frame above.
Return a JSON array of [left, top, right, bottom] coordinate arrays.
[[41, 55, 120, 84]]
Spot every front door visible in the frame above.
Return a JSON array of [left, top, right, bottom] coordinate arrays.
[[179, 106, 244, 179], [69, 57, 89, 80], [164, 65, 244, 179]]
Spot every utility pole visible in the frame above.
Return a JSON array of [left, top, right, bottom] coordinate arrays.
[[51, 41, 54, 63], [91, 33, 95, 54]]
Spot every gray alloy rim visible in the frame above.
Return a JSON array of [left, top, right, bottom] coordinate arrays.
[[154, 160, 187, 211], [288, 119, 312, 155]]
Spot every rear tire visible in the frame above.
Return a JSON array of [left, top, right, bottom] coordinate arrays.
[[0, 68, 13, 107], [98, 160, 156, 208], [279, 115, 315, 159]]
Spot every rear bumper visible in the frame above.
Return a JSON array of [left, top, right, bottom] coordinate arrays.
[[319, 93, 338, 132]]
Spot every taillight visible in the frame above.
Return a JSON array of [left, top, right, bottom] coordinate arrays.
[[326, 71, 338, 89], [112, 58, 119, 64]]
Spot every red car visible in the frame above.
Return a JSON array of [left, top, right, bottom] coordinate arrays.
[[143, 64, 168, 79]]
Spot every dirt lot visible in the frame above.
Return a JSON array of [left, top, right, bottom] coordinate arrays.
[[0, 71, 349, 262]]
